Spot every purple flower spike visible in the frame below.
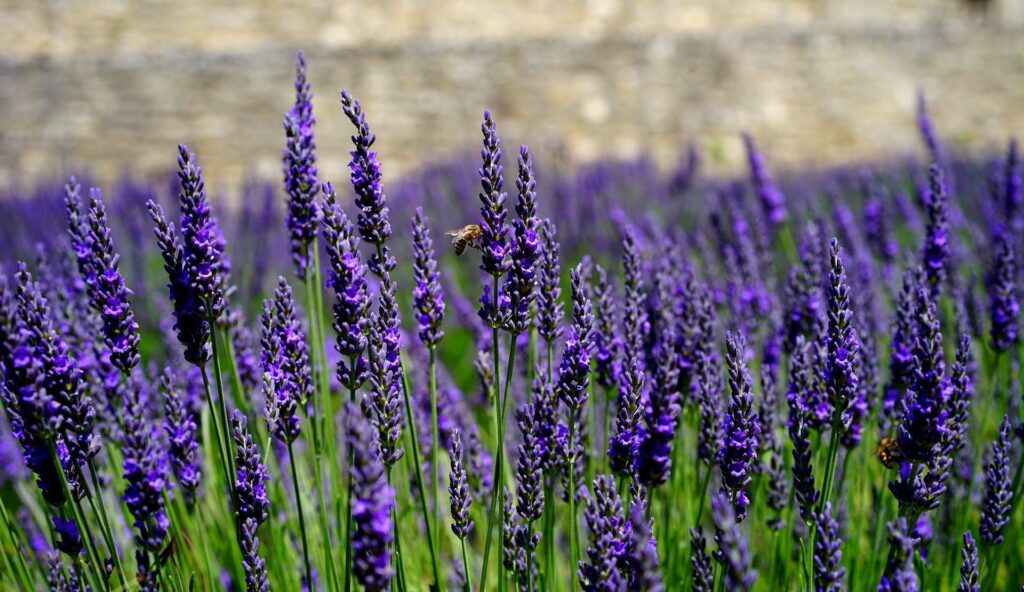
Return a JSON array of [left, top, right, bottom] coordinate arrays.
[[980, 415, 1013, 545], [147, 200, 211, 365], [592, 264, 622, 389], [448, 429, 474, 539], [787, 338, 819, 523], [340, 90, 394, 276], [742, 132, 787, 227], [813, 502, 845, 592], [825, 238, 859, 436], [626, 498, 664, 592], [412, 208, 445, 348], [322, 184, 370, 391], [556, 265, 594, 412], [711, 489, 757, 592], [988, 233, 1018, 353], [535, 219, 563, 345], [689, 528, 713, 592], [607, 359, 644, 478], [578, 475, 626, 592], [717, 332, 760, 522], [347, 402, 396, 592], [896, 288, 949, 464], [121, 377, 169, 552], [177, 145, 227, 322], [283, 51, 321, 280], [879, 518, 917, 592], [503, 145, 540, 335], [86, 189, 141, 373], [232, 410, 269, 526], [921, 164, 950, 297], [476, 110, 510, 280], [959, 531, 979, 592], [161, 368, 200, 501]]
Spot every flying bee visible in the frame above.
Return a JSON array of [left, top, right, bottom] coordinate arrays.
[[446, 224, 483, 256], [874, 437, 904, 469]]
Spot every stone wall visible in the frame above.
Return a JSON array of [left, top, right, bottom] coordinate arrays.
[[1, 0, 1022, 189]]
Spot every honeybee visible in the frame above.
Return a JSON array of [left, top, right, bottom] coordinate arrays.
[[874, 437, 904, 469], [446, 224, 483, 256]]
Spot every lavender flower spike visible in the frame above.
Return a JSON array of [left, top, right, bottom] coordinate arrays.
[[147, 200, 210, 365], [535, 219, 563, 345], [322, 183, 370, 391], [515, 404, 544, 525], [689, 528, 714, 592], [477, 110, 510, 279], [959, 531, 979, 592], [711, 489, 757, 592], [556, 265, 594, 411], [412, 208, 445, 348], [161, 368, 200, 501], [922, 164, 950, 297], [607, 359, 644, 478], [348, 402, 396, 592], [988, 233, 1019, 353], [742, 132, 787, 226], [86, 188, 141, 373], [717, 332, 761, 521], [626, 498, 664, 592], [232, 410, 270, 592], [341, 89, 394, 276], [283, 51, 321, 280], [980, 415, 1013, 545], [578, 475, 626, 592], [503, 145, 540, 335], [878, 518, 917, 592], [812, 502, 845, 592], [177, 144, 227, 322], [825, 237, 859, 434], [448, 429, 474, 539], [122, 377, 170, 551]]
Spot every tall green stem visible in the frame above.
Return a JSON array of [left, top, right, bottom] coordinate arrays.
[[286, 441, 314, 591], [567, 417, 578, 592], [428, 348, 442, 571], [480, 273, 503, 592], [199, 365, 233, 509]]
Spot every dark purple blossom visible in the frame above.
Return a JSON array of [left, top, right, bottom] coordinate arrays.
[[503, 145, 540, 335], [347, 402, 395, 592], [742, 132, 787, 227], [578, 475, 626, 592], [322, 184, 370, 391], [283, 51, 321, 280], [556, 265, 594, 411], [896, 288, 950, 464], [922, 164, 950, 297], [959, 531, 979, 592], [121, 377, 169, 551], [147, 200, 210, 366], [988, 233, 1018, 353], [363, 275, 405, 467], [177, 145, 227, 322], [411, 208, 445, 348], [515, 403, 544, 524], [711, 489, 756, 592], [620, 228, 647, 376], [717, 332, 760, 521], [787, 338, 819, 524], [592, 264, 622, 389], [607, 359, 643, 478], [813, 502, 845, 592], [232, 410, 269, 526], [448, 429, 473, 539], [161, 368, 200, 500], [824, 238, 859, 435], [86, 189, 141, 373], [637, 335, 681, 488], [689, 528, 713, 592], [980, 415, 1013, 545], [625, 498, 663, 592], [476, 110, 510, 280], [879, 518, 917, 592], [535, 219, 563, 346], [340, 90, 394, 276]]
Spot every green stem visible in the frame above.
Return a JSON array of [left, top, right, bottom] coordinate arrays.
[[387, 468, 408, 592], [429, 347, 442, 572], [199, 364, 234, 510], [480, 272, 503, 592], [460, 537, 473, 592], [209, 324, 237, 487], [49, 445, 107, 592], [568, 416, 578, 592], [286, 441, 314, 591], [0, 494, 35, 590], [85, 460, 129, 591], [398, 354, 441, 588]]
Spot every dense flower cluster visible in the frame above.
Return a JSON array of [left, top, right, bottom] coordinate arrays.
[[1, 54, 1023, 592]]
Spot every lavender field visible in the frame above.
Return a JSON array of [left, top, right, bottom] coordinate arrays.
[[0, 53, 1022, 591]]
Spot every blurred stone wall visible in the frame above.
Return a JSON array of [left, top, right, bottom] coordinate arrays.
[[1, 0, 1022, 189]]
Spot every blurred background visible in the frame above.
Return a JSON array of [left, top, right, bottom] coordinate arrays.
[[1, 0, 1023, 191]]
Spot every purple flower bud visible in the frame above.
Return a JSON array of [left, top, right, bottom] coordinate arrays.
[[689, 527, 714, 592], [980, 415, 1013, 545], [922, 164, 950, 297], [411, 208, 445, 348], [503, 145, 540, 335], [448, 429, 473, 539], [340, 90, 394, 276], [477, 110, 510, 279], [879, 518, 917, 592], [161, 368, 200, 500], [959, 531, 979, 592], [988, 233, 1018, 352], [607, 359, 644, 478], [535, 219, 563, 345], [742, 132, 787, 227], [711, 489, 757, 591], [579, 475, 626, 592], [347, 402, 395, 592], [177, 145, 227, 322], [121, 376, 169, 551], [813, 502, 845, 592], [283, 51, 321, 280], [232, 410, 269, 526], [717, 332, 760, 521]]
